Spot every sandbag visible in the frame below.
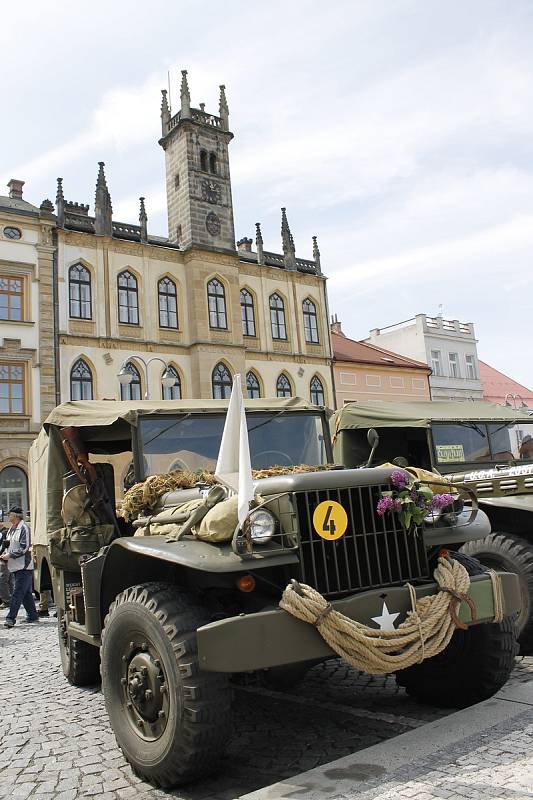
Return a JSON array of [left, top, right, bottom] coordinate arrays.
[[196, 496, 239, 542]]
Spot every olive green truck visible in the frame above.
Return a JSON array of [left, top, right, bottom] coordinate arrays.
[[30, 399, 521, 788]]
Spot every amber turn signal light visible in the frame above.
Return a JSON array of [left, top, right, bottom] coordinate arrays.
[[237, 575, 256, 593], [439, 548, 450, 557]]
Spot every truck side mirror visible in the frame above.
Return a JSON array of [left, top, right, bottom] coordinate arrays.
[[366, 429, 380, 468]]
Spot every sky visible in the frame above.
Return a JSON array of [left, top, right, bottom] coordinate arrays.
[[2, 0, 533, 389]]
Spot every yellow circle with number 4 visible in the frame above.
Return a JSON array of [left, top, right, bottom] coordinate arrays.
[[312, 500, 348, 541]]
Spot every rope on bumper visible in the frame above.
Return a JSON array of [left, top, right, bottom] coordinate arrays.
[[279, 557, 479, 675]]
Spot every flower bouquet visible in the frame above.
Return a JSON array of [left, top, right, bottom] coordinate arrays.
[[376, 470, 455, 533]]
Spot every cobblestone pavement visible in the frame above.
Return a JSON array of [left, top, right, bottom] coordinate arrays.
[[1, 614, 532, 800]]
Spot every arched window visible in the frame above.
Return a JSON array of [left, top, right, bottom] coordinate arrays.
[[209, 152, 217, 174], [0, 466, 28, 514], [69, 264, 92, 319], [120, 362, 142, 401], [240, 289, 256, 337], [310, 375, 325, 406], [303, 298, 319, 343], [276, 374, 292, 398], [158, 277, 178, 329], [212, 363, 232, 399], [246, 371, 261, 399], [200, 150, 208, 171], [70, 358, 93, 400], [162, 366, 182, 400], [270, 294, 287, 340], [117, 270, 139, 325], [207, 279, 227, 329]]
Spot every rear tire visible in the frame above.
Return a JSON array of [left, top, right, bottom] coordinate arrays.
[[100, 582, 232, 788], [58, 607, 101, 686], [460, 532, 533, 653], [395, 554, 518, 707]]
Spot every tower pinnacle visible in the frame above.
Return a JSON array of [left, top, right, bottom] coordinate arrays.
[[56, 177, 65, 227], [94, 162, 113, 236], [180, 70, 191, 118], [139, 197, 148, 242], [281, 207, 296, 270], [255, 222, 264, 265], [160, 89, 170, 136], [219, 85, 229, 130]]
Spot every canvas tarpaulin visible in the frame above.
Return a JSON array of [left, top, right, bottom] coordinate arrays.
[[333, 400, 532, 432]]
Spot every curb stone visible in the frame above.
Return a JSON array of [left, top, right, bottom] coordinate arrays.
[[237, 677, 533, 800]]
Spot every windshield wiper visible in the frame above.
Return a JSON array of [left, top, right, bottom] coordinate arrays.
[[457, 422, 486, 437], [247, 409, 287, 434]]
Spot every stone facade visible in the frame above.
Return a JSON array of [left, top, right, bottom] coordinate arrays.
[[0, 182, 56, 513], [55, 70, 333, 409], [366, 314, 483, 401]]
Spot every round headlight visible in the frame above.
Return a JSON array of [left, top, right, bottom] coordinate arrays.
[[249, 508, 276, 544]]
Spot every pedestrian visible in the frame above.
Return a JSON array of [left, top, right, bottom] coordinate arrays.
[[1, 506, 38, 628], [0, 519, 14, 608]]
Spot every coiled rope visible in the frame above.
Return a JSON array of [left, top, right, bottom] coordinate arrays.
[[279, 557, 503, 675]]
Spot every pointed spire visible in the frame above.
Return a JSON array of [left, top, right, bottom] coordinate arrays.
[[281, 207, 296, 270], [94, 162, 113, 237], [312, 235, 321, 274], [56, 177, 65, 227], [161, 89, 170, 136], [139, 197, 148, 242], [180, 69, 191, 118], [255, 222, 264, 265], [219, 84, 229, 130]]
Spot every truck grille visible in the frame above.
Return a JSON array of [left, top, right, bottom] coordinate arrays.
[[294, 485, 430, 598]]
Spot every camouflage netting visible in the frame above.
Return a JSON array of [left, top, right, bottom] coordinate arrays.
[[120, 465, 335, 522]]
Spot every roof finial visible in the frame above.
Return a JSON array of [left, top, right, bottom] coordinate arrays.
[[180, 69, 191, 118], [94, 162, 113, 236], [160, 89, 170, 136], [219, 84, 229, 130], [56, 177, 65, 227], [281, 207, 296, 270], [139, 197, 148, 242], [312, 235, 321, 275], [255, 222, 264, 266]]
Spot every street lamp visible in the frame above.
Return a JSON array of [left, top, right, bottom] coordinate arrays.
[[504, 393, 528, 409], [117, 356, 176, 400]]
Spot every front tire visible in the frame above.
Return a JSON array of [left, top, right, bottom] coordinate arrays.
[[395, 554, 518, 707], [58, 608, 101, 686], [460, 532, 533, 652], [100, 582, 232, 788]]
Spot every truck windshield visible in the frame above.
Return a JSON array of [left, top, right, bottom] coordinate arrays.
[[433, 421, 533, 465], [137, 412, 329, 478]]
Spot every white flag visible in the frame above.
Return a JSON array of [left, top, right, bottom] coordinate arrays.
[[215, 374, 255, 527]]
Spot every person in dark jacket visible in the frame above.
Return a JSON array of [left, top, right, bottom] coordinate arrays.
[[1, 506, 38, 628], [0, 519, 14, 608]]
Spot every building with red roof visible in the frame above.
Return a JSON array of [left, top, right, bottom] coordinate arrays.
[[479, 360, 533, 409], [331, 318, 431, 407]]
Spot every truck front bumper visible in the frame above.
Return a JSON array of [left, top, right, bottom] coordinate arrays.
[[197, 571, 521, 673]]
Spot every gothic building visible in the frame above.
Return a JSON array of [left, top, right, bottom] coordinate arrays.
[[56, 70, 333, 408]]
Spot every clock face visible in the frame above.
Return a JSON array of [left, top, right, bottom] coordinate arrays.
[[201, 179, 221, 205], [205, 212, 221, 236]]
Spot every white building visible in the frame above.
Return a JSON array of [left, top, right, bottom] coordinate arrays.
[[0, 180, 56, 512], [366, 314, 483, 401]]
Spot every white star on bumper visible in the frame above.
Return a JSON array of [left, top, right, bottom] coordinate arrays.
[[371, 601, 400, 631]]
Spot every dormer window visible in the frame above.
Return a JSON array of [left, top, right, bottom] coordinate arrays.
[[200, 150, 208, 171], [209, 153, 217, 174]]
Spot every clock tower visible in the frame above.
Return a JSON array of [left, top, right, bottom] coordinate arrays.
[[159, 70, 236, 253]]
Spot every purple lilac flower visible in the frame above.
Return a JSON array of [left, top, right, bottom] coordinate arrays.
[[410, 489, 418, 501], [377, 496, 395, 516], [390, 470, 410, 489], [430, 493, 455, 511], [393, 499, 402, 511]]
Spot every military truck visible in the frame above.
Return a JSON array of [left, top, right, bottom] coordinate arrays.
[[332, 400, 533, 650], [30, 398, 520, 788]]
